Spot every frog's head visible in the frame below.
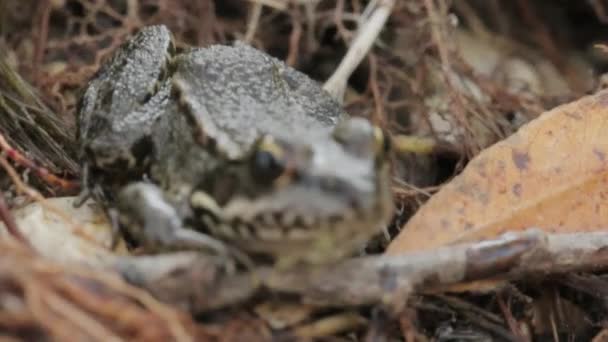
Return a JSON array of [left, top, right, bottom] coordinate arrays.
[[191, 117, 394, 260]]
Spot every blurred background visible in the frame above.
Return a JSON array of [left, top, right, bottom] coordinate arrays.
[[2, 1, 607, 172], [3, 0, 608, 191]]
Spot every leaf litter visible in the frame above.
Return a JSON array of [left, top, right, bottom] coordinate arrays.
[[3, 0, 608, 340]]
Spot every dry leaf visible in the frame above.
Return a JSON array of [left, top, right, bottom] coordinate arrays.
[[388, 90, 608, 254], [0, 197, 127, 266]]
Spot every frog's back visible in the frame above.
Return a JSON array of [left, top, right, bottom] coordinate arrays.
[[172, 43, 346, 158]]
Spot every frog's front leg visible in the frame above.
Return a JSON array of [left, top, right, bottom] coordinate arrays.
[[76, 25, 175, 204], [115, 182, 230, 256]]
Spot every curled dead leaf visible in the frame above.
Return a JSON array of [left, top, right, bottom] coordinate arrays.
[[388, 89, 608, 254]]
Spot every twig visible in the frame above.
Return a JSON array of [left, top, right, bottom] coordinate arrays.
[[33, 1, 52, 83], [244, 1, 263, 43], [286, 5, 303, 67], [398, 309, 420, 342], [51, 263, 193, 342], [436, 295, 504, 325], [244, 0, 320, 11], [0, 238, 195, 341], [118, 230, 608, 314], [44, 292, 123, 342], [0, 157, 105, 251], [496, 293, 527, 341], [368, 54, 384, 124], [590, 0, 608, 24], [423, 0, 481, 156], [437, 295, 514, 341], [334, 0, 354, 42], [0, 133, 79, 191], [324, 0, 395, 102], [303, 0, 319, 51], [0, 156, 78, 230], [0, 59, 78, 174], [245, 0, 287, 11], [290, 312, 367, 339]]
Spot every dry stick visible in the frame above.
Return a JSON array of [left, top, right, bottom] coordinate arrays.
[[24, 255, 193, 342], [0, 166, 164, 337], [334, 0, 354, 41], [0, 156, 111, 252], [244, 1, 263, 43], [368, 54, 384, 125], [0, 133, 79, 191], [290, 312, 367, 339], [33, 1, 52, 83], [259, 230, 541, 309], [44, 292, 123, 342], [303, 0, 319, 51], [23, 279, 76, 341], [323, 0, 395, 102], [68, 268, 193, 342], [496, 294, 526, 341], [286, 5, 303, 67], [245, 0, 287, 11], [0, 156, 79, 231], [262, 230, 608, 307], [244, 0, 321, 11], [121, 230, 608, 313]]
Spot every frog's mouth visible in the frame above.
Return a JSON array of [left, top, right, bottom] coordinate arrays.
[[190, 164, 392, 247]]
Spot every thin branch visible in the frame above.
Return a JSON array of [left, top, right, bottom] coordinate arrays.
[[323, 0, 395, 102], [0, 190, 30, 245], [244, 1, 263, 43], [117, 230, 608, 314]]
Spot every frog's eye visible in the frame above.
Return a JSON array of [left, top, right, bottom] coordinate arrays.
[[251, 136, 286, 184]]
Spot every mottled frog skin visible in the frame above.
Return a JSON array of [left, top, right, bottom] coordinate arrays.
[[77, 25, 393, 266]]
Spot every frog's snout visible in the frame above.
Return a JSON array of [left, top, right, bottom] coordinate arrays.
[[273, 138, 392, 229]]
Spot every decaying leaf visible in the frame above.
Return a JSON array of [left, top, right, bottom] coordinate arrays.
[[0, 197, 127, 267], [388, 89, 608, 254]]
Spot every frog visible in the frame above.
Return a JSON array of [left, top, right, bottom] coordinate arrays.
[[77, 25, 394, 267]]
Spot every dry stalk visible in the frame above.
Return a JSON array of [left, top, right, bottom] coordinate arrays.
[[324, 0, 395, 102], [119, 229, 608, 314], [0, 156, 80, 233]]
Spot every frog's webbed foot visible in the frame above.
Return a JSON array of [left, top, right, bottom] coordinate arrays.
[[115, 182, 241, 261], [107, 208, 124, 250], [73, 161, 107, 207]]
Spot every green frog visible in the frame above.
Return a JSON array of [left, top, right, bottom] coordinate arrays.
[[77, 25, 393, 266]]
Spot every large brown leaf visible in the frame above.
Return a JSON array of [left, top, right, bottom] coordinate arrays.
[[388, 90, 608, 254]]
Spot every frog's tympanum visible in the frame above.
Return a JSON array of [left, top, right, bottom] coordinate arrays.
[[77, 25, 393, 266]]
